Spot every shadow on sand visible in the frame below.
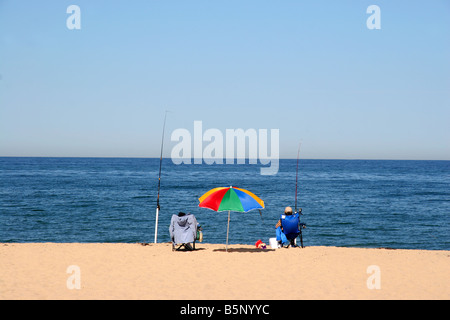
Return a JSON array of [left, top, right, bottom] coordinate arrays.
[[212, 248, 275, 253]]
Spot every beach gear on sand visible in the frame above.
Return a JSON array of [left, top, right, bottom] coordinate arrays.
[[197, 229, 203, 242], [255, 239, 267, 249], [198, 186, 264, 252]]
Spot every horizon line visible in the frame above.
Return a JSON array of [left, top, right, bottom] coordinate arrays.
[[0, 156, 448, 161]]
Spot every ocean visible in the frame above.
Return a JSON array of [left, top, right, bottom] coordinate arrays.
[[0, 157, 449, 250]]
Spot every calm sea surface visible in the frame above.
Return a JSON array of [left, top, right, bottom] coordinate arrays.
[[0, 157, 449, 250]]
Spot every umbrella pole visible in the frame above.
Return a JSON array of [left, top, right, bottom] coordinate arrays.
[[226, 210, 231, 252]]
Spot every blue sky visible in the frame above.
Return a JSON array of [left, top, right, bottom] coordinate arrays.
[[0, 0, 449, 159]]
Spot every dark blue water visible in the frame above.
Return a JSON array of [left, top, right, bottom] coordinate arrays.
[[0, 157, 449, 250]]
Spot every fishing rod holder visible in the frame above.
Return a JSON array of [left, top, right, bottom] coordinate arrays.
[[295, 208, 306, 229]]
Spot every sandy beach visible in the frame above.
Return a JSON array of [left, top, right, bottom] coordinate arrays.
[[0, 243, 448, 300]]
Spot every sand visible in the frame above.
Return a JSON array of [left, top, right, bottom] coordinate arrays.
[[0, 243, 448, 300]]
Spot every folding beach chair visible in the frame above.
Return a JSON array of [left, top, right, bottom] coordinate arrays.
[[279, 211, 306, 248], [173, 241, 196, 251], [169, 212, 201, 251]]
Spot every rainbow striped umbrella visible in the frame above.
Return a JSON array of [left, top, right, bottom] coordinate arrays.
[[198, 186, 265, 251]]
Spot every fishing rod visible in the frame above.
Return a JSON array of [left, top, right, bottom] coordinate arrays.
[[295, 142, 306, 248], [295, 142, 301, 213], [154, 111, 168, 243]]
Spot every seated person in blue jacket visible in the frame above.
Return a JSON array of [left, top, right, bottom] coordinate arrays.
[[275, 206, 297, 247]]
